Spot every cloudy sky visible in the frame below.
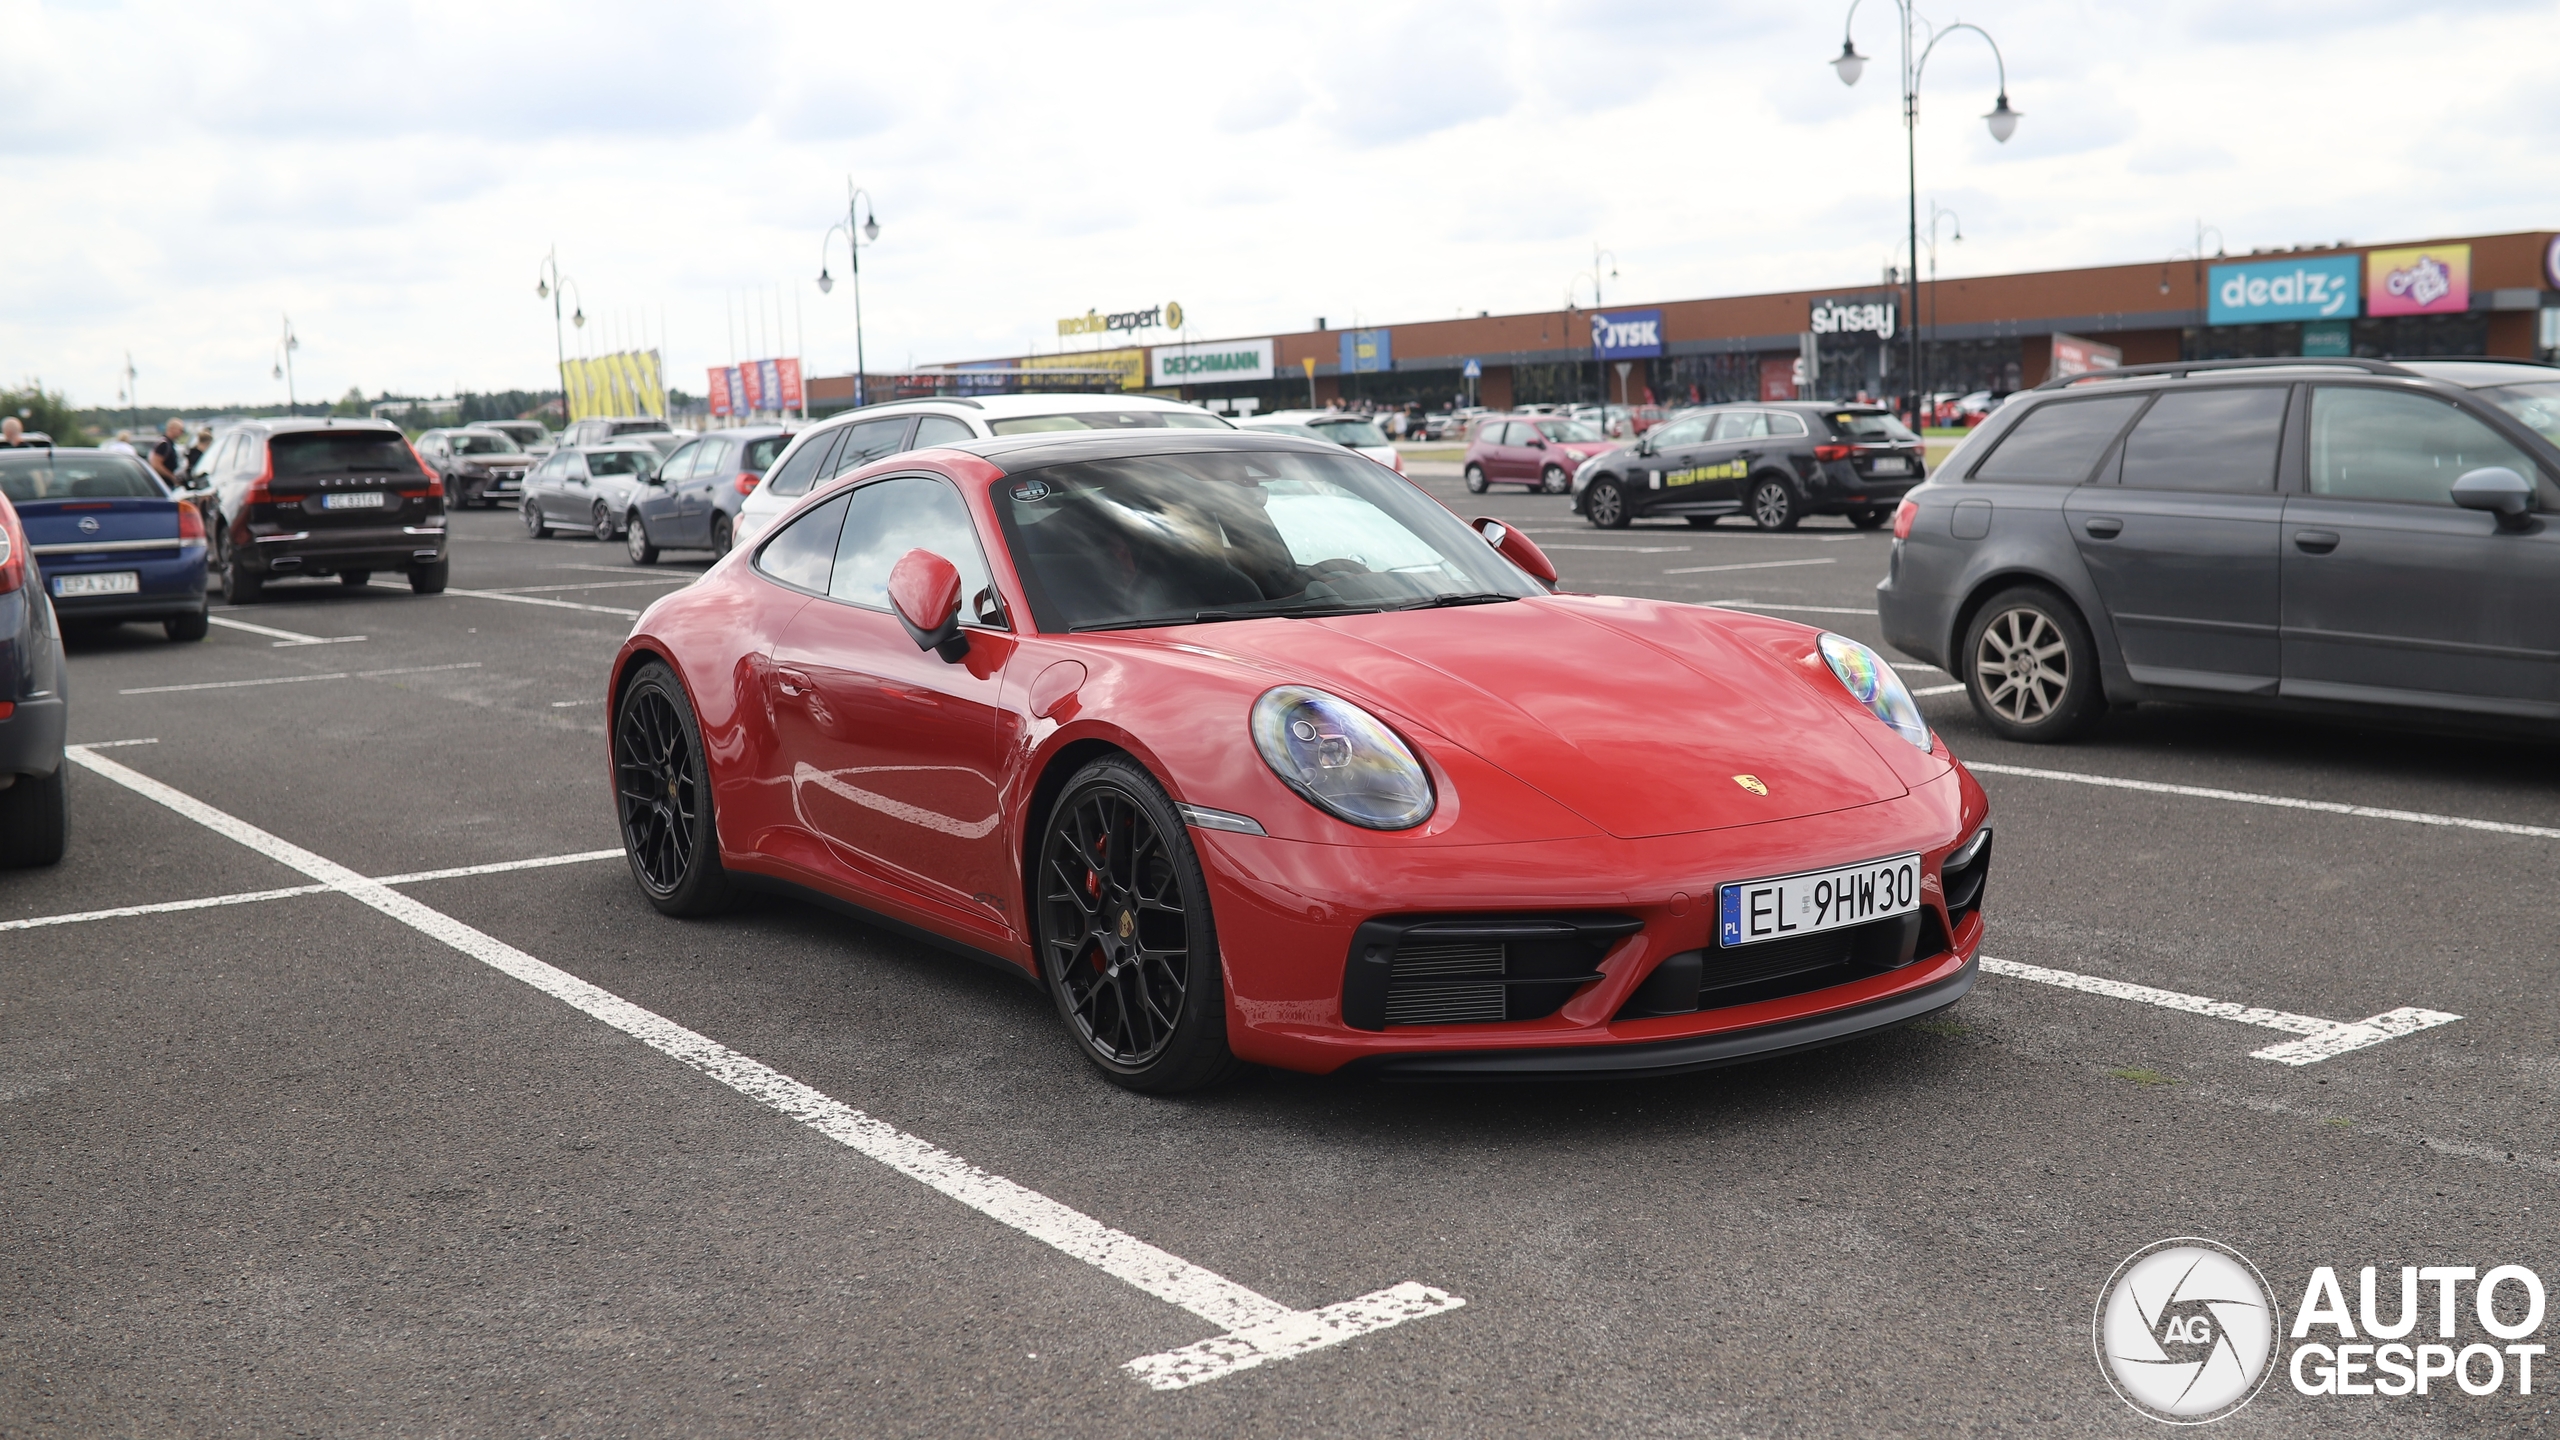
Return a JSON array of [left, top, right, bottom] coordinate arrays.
[[6, 0, 2554, 410]]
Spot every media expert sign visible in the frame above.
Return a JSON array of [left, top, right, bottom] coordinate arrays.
[[1151, 337, 1274, 387], [1810, 295, 1897, 341], [1060, 302, 1184, 338], [2366, 244, 2471, 318], [2208, 255, 2361, 325], [1590, 309, 1664, 359], [1340, 328, 1393, 374]]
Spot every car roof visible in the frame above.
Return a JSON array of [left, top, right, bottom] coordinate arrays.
[[933, 427, 1348, 474], [243, 417, 404, 436]]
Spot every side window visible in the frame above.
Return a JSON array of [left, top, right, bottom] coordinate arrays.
[[1498, 422, 1529, 446], [763, 429, 843, 498], [1765, 412, 1808, 437], [1650, 416, 1711, 449], [563, 453, 589, 480], [2117, 388, 2288, 493], [1969, 395, 2149, 484], [826, 417, 917, 477], [692, 439, 731, 481], [913, 415, 974, 448], [828, 475, 999, 625], [1713, 411, 1771, 441], [658, 442, 700, 482], [2309, 388, 2542, 505], [752, 490, 852, 593]]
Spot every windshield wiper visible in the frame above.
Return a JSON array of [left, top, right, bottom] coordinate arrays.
[[1068, 614, 1206, 632], [1194, 602, 1384, 623], [1399, 591, 1517, 609]]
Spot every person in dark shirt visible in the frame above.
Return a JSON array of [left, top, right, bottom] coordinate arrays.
[[147, 417, 188, 485]]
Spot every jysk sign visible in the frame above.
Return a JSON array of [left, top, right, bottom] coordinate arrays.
[[1810, 294, 1897, 340], [1590, 309, 1663, 359], [2208, 256, 2360, 325], [1151, 338, 1274, 386], [1340, 328, 1392, 374]]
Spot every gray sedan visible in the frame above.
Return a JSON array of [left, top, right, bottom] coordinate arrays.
[[520, 444, 662, 542]]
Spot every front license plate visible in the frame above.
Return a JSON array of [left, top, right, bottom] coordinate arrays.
[[55, 571, 140, 597], [322, 491, 386, 510], [1720, 853, 1921, 947], [1866, 456, 1911, 476]]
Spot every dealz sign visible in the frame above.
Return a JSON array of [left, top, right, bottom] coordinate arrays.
[[1810, 295, 1897, 341]]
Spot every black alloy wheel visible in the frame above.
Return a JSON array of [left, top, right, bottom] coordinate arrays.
[[523, 499, 550, 539], [1541, 464, 1571, 494], [223, 556, 263, 604], [1463, 464, 1489, 494], [626, 513, 658, 565], [709, 513, 734, 559], [613, 662, 735, 916], [1584, 478, 1630, 529], [1963, 585, 2103, 743], [1849, 507, 1889, 530], [590, 502, 615, 542], [341, 570, 370, 587], [409, 560, 448, 594], [1036, 756, 1242, 1092], [1750, 476, 1801, 531]]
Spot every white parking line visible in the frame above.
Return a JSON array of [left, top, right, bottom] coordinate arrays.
[[1661, 558, 1837, 576], [1979, 956, 2459, 1066], [1912, 683, 1966, 697], [56, 746, 1462, 1391], [1967, 762, 2560, 841], [444, 587, 644, 618], [550, 563, 704, 578], [207, 615, 367, 646], [0, 845, 624, 932], [118, 662, 483, 696]]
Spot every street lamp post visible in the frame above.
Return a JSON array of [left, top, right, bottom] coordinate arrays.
[[1830, 2, 2018, 424], [535, 249, 584, 427], [274, 316, 300, 413], [2161, 222, 2228, 357], [1926, 203, 1961, 421], [1586, 246, 1617, 412], [818, 181, 881, 408]]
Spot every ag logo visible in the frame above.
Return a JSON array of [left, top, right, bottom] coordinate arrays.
[[2096, 1238, 2279, 1424], [1730, 774, 1768, 796]]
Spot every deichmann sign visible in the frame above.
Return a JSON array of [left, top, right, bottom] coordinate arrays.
[[1810, 294, 1897, 340], [1059, 302, 1185, 338], [2367, 243, 2471, 318], [1590, 308, 1664, 359], [1151, 337, 1274, 386], [2208, 255, 2361, 325]]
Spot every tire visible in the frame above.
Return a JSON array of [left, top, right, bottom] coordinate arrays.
[[1463, 464, 1489, 494], [590, 502, 615, 542], [1749, 476, 1801, 531], [1962, 585, 2104, 743], [164, 605, 209, 642], [1035, 755, 1245, 1093], [1584, 478, 1630, 529], [625, 513, 658, 565], [224, 557, 264, 605], [1540, 465, 1571, 495], [709, 513, 733, 559], [613, 661, 735, 917], [453, 480, 478, 510], [1849, 507, 1890, 530], [340, 570, 370, 587], [409, 560, 449, 595], [523, 500, 550, 539], [0, 762, 67, 867], [1685, 515, 1718, 529]]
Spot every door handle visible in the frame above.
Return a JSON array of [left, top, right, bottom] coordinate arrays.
[[775, 667, 811, 697], [2292, 530, 2340, 554], [2082, 517, 2123, 539]]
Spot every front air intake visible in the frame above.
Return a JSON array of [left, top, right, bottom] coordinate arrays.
[[1342, 914, 1643, 1030]]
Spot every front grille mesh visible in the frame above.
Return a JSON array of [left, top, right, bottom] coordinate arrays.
[[1383, 941, 1506, 1026]]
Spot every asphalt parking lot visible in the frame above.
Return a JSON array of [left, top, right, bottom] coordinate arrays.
[[6, 466, 2555, 1437]]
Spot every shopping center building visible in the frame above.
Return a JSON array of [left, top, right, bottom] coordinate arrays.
[[810, 228, 2560, 417]]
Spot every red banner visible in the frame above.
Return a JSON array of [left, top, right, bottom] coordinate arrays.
[[776, 357, 804, 408], [705, 367, 733, 418]]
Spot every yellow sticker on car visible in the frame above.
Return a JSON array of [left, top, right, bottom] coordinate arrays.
[[1664, 458, 1749, 486]]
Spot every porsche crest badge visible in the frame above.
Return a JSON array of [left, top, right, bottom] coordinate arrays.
[[1731, 774, 1769, 796]]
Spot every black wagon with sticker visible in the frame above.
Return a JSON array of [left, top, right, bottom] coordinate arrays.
[[1572, 401, 1928, 531]]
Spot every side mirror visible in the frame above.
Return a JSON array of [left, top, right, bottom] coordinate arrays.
[[1471, 516, 1559, 590], [889, 548, 969, 661], [2452, 466, 2534, 529]]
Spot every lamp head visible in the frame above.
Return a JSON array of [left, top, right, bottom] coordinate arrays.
[[536, 279, 550, 300], [1831, 39, 1866, 87], [1985, 92, 2020, 143], [863, 215, 880, 243], [817, 269, 834, 295], [572, 308, 585, 329]]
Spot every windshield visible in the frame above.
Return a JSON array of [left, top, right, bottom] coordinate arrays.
[[743, 434, 790, 471], [2484, 383, 2560, 447], [1242, 421, 1332, 441], [1829, 410, 1919, 443], [1534, 419, 1605, 443], [587, 450, 657, 477], [625, 432, 687, 457], [608, 420, 673, 437], [451, 432, 519, 455], [0, 452, 164, 502], [271, 431, 424, 478], [987, 409, 1230, 436], [1304, 417, 1390, 447], [994, 448, 1543, 632]]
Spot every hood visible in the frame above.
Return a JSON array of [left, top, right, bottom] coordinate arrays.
[[1166, 596, 1910, 839]]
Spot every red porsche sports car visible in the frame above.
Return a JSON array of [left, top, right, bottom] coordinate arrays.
[[610, 429, 1989, 1092]]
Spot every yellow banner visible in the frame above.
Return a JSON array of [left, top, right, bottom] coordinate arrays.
[[561, 350, 666, 421], [1024, 348, 1145, 391]]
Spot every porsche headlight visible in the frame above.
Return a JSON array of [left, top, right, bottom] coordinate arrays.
[[1250, 686, 1435, 830], [1817, 632, 1931, 751]]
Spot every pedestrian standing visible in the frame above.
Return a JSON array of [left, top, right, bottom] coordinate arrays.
[[186, 424, 215, 480], [148, 417, 189, 486], [102, 430, 138, 455], [0, 417, 32, 447]]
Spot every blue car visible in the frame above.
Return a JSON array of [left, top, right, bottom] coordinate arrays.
[[0, 447, 210, 641], [0, 486, 69, 865]]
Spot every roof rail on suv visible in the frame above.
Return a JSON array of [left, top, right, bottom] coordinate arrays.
[[2035, 356, 2416, 391]]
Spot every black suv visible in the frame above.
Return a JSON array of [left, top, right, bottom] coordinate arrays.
[[199, 418, 449, 603], [416, 426, 533, 509], [1877, 357, 2560, 741], [1572, 401, 1927, 530]]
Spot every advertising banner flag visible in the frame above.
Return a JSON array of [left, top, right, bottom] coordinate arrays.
[[737, 362, 764, 412], [560, 350, 667, 421], [2365, 244, 2470, 318], [776, 357, 804, 409], [706, 367, 733, 417], [758, 359, 783, 411], [2208, 256, 2360, 325]]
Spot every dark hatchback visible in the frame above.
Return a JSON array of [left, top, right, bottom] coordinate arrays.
[[1, 448, 209, 640], [1878, 357, 2560, 741], [0, 487, 69, 864], [1572, 401, 1927, 530], [200, 419, 449, 603]]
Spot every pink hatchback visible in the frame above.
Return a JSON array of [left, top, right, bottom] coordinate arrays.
[[1463, 415, 1616, 494]]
